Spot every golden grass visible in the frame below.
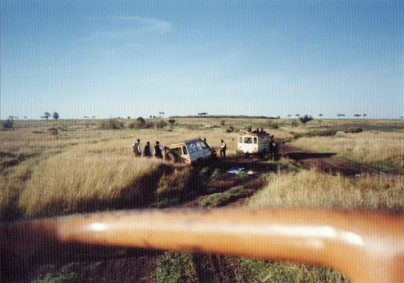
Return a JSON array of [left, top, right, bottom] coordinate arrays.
[[18, 148, 164, 218], [291, 131, 404, 168], [248, 169, 404, 211]]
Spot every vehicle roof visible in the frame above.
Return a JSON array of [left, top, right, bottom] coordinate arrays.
[[167, 138, 202, 148], [239, 132, 269, 137]]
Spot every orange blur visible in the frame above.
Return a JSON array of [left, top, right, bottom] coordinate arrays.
[[1, 208, 404, 283]]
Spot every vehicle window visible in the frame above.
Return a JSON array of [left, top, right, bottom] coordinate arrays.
[[172, 147, 183, 156], [200, 141, 207, 149], [196, 142, 203, 151], [239, 137, 243, 143], [244, 137, 252, 144], [254, 137, 258, 144], [182, 146, 188, 155], [188, 142, 197, 154]]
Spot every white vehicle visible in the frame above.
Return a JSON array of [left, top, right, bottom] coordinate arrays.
[[165, 138, 216, 164], [237, 132, 270, 156]]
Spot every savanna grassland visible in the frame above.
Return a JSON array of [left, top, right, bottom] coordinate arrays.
[[1, 117, 404, 283]]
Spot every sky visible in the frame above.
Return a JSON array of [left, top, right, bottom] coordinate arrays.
[[1, 0, 403, 119]]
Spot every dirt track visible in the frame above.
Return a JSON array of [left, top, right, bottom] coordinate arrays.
[[8, 145, 393, 283]]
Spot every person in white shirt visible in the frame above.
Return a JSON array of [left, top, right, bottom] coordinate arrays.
[[132, 139, 141, 157], [220, 139, 227, 159]]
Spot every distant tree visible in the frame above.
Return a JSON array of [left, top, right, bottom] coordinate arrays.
[[287, 115, 291, 117], [44, 112, 51, 120], [319, 114, 323, 117], [2, 118, 14, 130], [150, 115, 153, 118], [24, 116, 27, 119], [153, 116, 156, 118], [92, 116, 95, 119], [84, 116, 89, 119], [52, 112, 60, 120], [137, 117, 146, 125], [159, 112, 165, 118], [127, 116, 131, 120], [295, 114, 300, 117], [168, 119, 176, 125], [400, 116, 404, 119], [299, 115, 314, 125], [363, 114, 367, 117], [354, 114, 361, 118], [337, 114, 346, 118], [198, 112, 208, 116]]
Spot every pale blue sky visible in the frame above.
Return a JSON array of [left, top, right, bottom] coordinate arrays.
[[1, 0, 403, 119]]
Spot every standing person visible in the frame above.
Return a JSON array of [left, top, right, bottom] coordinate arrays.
[[132, 139, 141, 157], [154, 141, 163, 159], [220, 139, 227, 159], [143, 141, 153, 157]]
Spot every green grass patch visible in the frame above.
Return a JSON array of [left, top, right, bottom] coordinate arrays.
[[31, 264, 76, 283], [199, 186, 245, 208], [154, 252, 199, 283], [236, 258, 348, 283]]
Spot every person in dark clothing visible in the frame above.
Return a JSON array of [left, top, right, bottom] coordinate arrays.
[[143, 142, 152, 157], [154, 141, 163, 159]]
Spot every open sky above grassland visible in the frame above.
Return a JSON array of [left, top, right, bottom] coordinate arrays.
[[1, 0, 403, 119]]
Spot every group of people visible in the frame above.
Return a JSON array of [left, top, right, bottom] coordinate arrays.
[[132, 139, 164, 159]]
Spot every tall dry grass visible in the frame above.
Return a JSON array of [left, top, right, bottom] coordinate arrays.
[[248, 169, 404, 210], [18, 145, 166, 218], [292, 132, 404, 168], [245, 170, 404, 283]]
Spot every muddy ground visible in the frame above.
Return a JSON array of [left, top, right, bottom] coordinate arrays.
[[5, 144, 396, 283]]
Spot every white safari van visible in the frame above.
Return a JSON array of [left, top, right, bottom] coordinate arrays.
[[237, 132, 270, 156], [165, 138, 216, 164]]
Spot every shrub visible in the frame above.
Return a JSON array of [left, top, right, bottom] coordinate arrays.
[[299, 115, 314, 124], [2, 119, 14, 130], [226, 126, 234, 133], [268, 121, 279, 129], [168, 119, 176, 125], [137, 116, 146, 124], [100, 119, 124, 130], [48, 128, 58, 136], [290, 120, 299, 127], [345, 127, 364, 134], [128, 119, 155, 129], [156, 120, 168, 129]]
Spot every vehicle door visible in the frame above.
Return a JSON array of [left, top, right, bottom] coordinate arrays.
[[242, 136, 256, 153], [186, 142, 199, 163]]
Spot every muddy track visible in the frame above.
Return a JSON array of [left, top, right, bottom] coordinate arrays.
[[281, 143, 394, 177]]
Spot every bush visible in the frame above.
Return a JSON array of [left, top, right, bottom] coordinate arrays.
[[48, 128, 58, 135], [128, 120, 155, 129], [168, 119, 176, 125], [290, 120, 299, 127], [299, 115, 314, 124], [2, 119, 14, 130], [268, 121, 279, 129], [100, 119, 124, 130], [137, 117, 146, 124], [226, 126, 234, 133], [345, 127, 364, 134], [156, 120, 168, 129]]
